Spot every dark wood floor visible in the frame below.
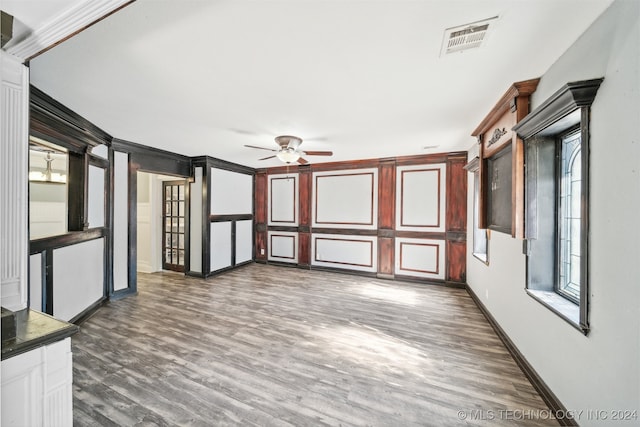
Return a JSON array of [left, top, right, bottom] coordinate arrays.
[[72, 263, 557, 426]]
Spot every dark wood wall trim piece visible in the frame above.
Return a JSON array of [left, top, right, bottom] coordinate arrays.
[[254, 172, 268, 261], [199, 155, 255, 175], [69, 298, 107, 325], [127, 160, 137, 295], [30, 85, 113, 151], [466, 285, 576, 426], [44, 250, 53, 315], [446, 241, 466, 283], [29, 228, 106, 254], [210, 214, 253, 222], [446, 157, 467, 233], [113, 138, 191, 177]]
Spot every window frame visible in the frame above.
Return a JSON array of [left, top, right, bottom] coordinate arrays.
[[513, 78, 603, 334], [464, 156, 489, 264]]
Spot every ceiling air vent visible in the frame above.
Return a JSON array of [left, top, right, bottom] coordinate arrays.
[[440, 16, 498, 56]]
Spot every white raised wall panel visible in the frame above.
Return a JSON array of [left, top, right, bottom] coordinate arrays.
[[53, 238, 104, 322], [1, 338, 73, 427], [87, 164, 105, 228], [313, 169, 378, 229], [235, 220, 253, 264], [190, 167, 203, 273], [396, 164, 446, 232], [268, 173, 298, 225], [268, 231, 298, 264], [210, 168, 252, 215], [311, 234, 377, 273], [113, 151, 129, 291], [210, 221, 232, 272], [29, 254, 43, 312], [395, 237, 445, 280]]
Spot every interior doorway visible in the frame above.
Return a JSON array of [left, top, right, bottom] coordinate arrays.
[[137, 172, 187, 273], [162, 181, 186, 272]]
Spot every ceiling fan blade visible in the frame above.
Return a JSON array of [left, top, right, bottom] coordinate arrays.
[[244, 144, 277, 152], [259, 155, 277, 161], [302, 150, 333, 156], [297, 157, 309, 165]]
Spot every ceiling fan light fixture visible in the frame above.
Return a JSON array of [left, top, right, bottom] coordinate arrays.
[[276, 149, 300, 164]]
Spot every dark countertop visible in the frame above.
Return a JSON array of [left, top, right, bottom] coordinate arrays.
[[1, 309, 79, 361]]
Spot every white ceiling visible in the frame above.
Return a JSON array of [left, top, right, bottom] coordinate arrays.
[[6, 0, 614, 168]]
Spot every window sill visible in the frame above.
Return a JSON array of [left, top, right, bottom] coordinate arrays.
[[526, 289, 588, 335], [472, 252, 489, 265]]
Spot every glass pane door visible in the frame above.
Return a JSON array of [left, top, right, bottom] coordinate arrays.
[[162, 180, 186, 272]]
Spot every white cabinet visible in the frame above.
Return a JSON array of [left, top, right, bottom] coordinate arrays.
[[1, 338, 73, 427]]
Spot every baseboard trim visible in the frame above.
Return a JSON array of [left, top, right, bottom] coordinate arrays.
[[69, 298, 106, 325], [466, 285, 577, 427]]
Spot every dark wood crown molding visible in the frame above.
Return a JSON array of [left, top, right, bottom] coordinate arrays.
[[471, 78, 540, 137], [513, 78, 604, 139]]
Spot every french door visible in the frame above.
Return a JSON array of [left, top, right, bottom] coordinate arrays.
[[162, 181, 186, 272]]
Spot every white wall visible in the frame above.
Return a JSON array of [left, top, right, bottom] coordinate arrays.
[[466, 1, 640, 423]]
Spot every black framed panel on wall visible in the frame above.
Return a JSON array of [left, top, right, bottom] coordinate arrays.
[[485, 144, 512, 234]]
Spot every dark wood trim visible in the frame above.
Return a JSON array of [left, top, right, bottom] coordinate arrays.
[[305, 227, 378, 236], [202, 164, 211, 275], [513, 79, 604, 139], [30, 85, 113, 152], [466, 285, 576, 426], [471, 78, 540, 137], [210, 214, 253, 222], [29, 228, 106, 254], [69, 298, 107, 325], [113, 138, 191, 178], [109, 288, 137, 301], [127, 160, 137, 294], [67, 151, 87, 231], [107, 147, 115, 296], [43, 250, 53, 315]]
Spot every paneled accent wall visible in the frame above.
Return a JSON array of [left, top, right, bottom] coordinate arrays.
[[1, 52, 29, 311], [256, 152, 467, 286]]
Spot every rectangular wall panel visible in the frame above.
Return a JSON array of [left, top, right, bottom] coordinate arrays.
[[313, 169, 378, 229], [87, 164, 105, 228], [53, 238, 105, 321], [29, 254, 43, 312], [311, 234, 377, 273], [190, 167, 203, 273], [268, 231, 298, 263], [396, 164, 446, 232], [269, 173, 298, 225], [235, 220, 253, 264], [210, 168, 252, 215], [113, 151, 129, 291], [395, 237, 445, 280], [210, 221, 232, 272]]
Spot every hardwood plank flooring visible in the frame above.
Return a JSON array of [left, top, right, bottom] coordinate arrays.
[[72, 264, 557, 426]]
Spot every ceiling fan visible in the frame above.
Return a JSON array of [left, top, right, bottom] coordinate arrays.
[[244, 135, 333, 164]]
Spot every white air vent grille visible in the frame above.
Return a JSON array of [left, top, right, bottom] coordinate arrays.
[[440, 16, 498, 56]]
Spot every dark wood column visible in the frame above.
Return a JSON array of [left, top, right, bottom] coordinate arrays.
[[254, 171, 268, 262], [298, 166, 312, 268], [377, 159, 396, 279], [446, 154, 468, 284]]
